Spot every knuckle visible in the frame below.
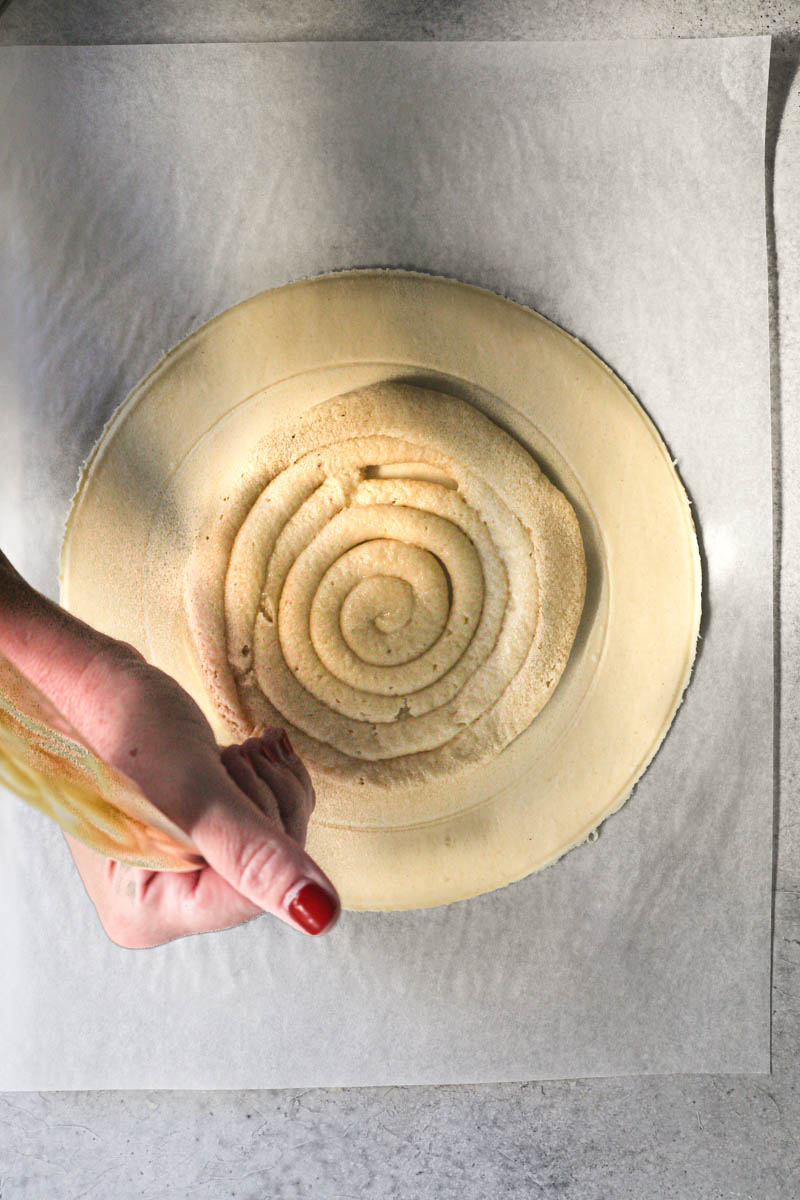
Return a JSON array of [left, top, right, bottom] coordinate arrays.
[[236, 838, 281, 894]]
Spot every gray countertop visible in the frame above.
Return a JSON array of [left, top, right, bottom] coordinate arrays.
[[1, 2, 798, 1197]]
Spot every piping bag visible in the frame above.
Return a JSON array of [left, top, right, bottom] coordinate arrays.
[[0, 649, 205, 871]]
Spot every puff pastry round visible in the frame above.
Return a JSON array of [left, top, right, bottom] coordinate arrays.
[[60, 270, 701, 909]]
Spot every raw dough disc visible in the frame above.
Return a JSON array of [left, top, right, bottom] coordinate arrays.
[[184, 382, 586, 793], [60, 269, 701, 911]]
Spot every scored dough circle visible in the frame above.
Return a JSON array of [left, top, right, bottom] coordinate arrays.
[[60, 269, 701, 911]]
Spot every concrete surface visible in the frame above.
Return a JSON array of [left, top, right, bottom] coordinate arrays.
[[0, 2, 798, 1197]]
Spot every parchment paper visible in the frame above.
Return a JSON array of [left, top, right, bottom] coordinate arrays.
[[0, 38, 772, 1088]]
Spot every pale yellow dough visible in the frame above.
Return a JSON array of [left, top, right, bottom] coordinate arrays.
[[184, 383, 586, 792], [60, 269, 701, 910]]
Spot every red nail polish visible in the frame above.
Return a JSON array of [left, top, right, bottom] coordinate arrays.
[[280, 730, 294, 757], [287, 881, 338, 935]]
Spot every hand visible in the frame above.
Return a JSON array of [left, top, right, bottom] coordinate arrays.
[[0, 552, 341, 947], [59, 640, 340, 948]]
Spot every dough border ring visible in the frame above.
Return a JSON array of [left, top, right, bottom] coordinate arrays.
[[60, 269, 701, 910]]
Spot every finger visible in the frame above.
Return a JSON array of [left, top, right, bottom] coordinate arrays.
[[221, 737, 313, 846], [264, 727, 317, 815], [244, 738, 312, 847], [186, 761, 340, 936], [220, 742, 282, 825], [129, 864, 266, 943], [253, 725, 317, 814], [67, 827, 283, 947]]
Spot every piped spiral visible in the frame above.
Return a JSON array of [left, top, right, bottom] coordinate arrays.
[[186, 383, 586, 791]]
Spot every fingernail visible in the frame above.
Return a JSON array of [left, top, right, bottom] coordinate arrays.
[[286, 881, 339, 935], [259, 741, 279, 763], [279, 730, 294, 757]]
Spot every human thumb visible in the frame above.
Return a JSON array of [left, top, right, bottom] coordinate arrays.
[[186, 764, 340, 936]]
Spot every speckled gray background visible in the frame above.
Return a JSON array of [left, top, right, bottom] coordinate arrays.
[[0, 2, 798, 1197]]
